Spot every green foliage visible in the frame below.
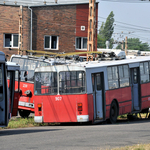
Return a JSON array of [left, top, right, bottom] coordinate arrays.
[[97, 11, 115, 49], [103, 11, 115, 41], [116, 38, 150, 51]]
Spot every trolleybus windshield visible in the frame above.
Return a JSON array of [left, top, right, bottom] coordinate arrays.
[[12, 57, 50, 82], [34, 71, 86, 95]]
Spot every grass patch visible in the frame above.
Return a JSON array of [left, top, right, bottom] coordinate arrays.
[[0, 117, 51, 130], [118, 114, 128, 119], [118, 113, 150, 120], [113, 143, 150, 150]]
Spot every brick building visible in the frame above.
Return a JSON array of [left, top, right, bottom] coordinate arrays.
[[0, 0, 98, 57]]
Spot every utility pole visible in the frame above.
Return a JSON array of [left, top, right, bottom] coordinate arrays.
[[87, 0, 96, 61], [121, 40, 124, 50], [125, 36, 127, 55], [18, 5, 23, 55]]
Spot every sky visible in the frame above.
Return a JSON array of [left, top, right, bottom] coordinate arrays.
[[98, 0, 150, 46]]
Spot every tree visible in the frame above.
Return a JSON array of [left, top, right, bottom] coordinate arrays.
[[116, 38, 150, 51], [97, 11, 115, 49]]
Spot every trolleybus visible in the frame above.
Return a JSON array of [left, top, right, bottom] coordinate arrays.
[[34, 56, 150, 124], [0, 52, 20, 127], [10, 54, 65, 118]]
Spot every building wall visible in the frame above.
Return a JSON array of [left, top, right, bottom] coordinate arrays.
[[32, 5, 76, 53], [0, 3, 98, 57], [76, 3, 98, 51], [0, 5, 30, 58], [76, 4, 88, 38]]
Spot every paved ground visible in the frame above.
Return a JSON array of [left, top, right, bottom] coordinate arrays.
[[0, 119, 150, 150]]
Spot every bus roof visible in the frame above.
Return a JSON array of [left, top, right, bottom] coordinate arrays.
[[6, 61, 20, 71], [34, 55, 150, 72], [10, 54, 66, 65]]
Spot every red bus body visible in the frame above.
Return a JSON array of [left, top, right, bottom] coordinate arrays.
[[34, 94, 94, 123], [105, 87, 132, 119], [141, 83, 150, 110], [17, 81, 34, 112]]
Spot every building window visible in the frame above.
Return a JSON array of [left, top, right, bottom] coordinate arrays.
[[4, 34, 18, 48], [44, 35, 58, 50], [76, 37, 87, 50]]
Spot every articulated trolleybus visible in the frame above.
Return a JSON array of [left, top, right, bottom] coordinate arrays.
[[34, 56, 150, 124], [0, 52, 20, 127], [10, 54, 64, 118]]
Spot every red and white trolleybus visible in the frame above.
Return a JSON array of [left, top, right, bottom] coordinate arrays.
[[10, 54, 62, 118], [34, 56, 150, 123]]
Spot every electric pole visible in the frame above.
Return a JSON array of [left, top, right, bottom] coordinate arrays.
[[87, 0, 96, 61], [18, 5, 23, 55]]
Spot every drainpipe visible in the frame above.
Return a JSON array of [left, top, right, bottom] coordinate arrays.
[[28, 6, 32, 51]]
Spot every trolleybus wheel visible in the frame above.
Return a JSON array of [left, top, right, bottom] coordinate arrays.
[[110, 100, 118, 124], [19, 109, 30, 118]]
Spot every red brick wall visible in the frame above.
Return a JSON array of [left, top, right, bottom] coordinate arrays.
[[0, 3, 98, 57], [76, 4, 88, 38], [76, 3, 98, 51], [32, 5, 76, 53], [0, 5, 30, 59]]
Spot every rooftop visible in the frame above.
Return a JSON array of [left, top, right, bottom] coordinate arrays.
[[0, 0, 98, 6]]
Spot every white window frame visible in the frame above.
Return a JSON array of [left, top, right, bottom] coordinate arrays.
[[4, 34, 19, 48], [75, 37, 87, 50], [44, 35, 59, 50]]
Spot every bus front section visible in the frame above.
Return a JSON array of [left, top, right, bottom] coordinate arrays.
[[0, 52, 8, 127], [34, 65, 92, 123]]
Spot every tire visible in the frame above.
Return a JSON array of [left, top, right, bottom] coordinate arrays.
[[110, 101, 118, 124], [19, 109, 30, 118]]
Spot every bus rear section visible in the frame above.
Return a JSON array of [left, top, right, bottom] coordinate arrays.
[[34, 65, 94, 123]]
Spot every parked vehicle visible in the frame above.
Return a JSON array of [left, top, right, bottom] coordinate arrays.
[[34, 56, 150, 124], [10, 54, 65, 118], [0, 52, 20, 127]]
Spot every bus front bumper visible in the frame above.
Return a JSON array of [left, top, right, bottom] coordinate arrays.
[[77, 115, 89, 122], [34, 116, 43, 123]]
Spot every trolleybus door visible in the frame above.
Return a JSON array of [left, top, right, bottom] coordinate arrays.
[[130, 68, 140, 111], [92, 73, 104, 120]]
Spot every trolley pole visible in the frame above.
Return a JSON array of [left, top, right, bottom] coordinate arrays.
[[125, 36, 127, 56], [87, 0, 96, 61]]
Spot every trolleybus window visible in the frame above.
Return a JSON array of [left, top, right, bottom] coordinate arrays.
[[118, 65, 129, 87], [140, 62, 149, 83], [108, 65, 129, 89], [34, 72, 57, 95], [107, 66, 119, 89], [59, 71, 85, 94]]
